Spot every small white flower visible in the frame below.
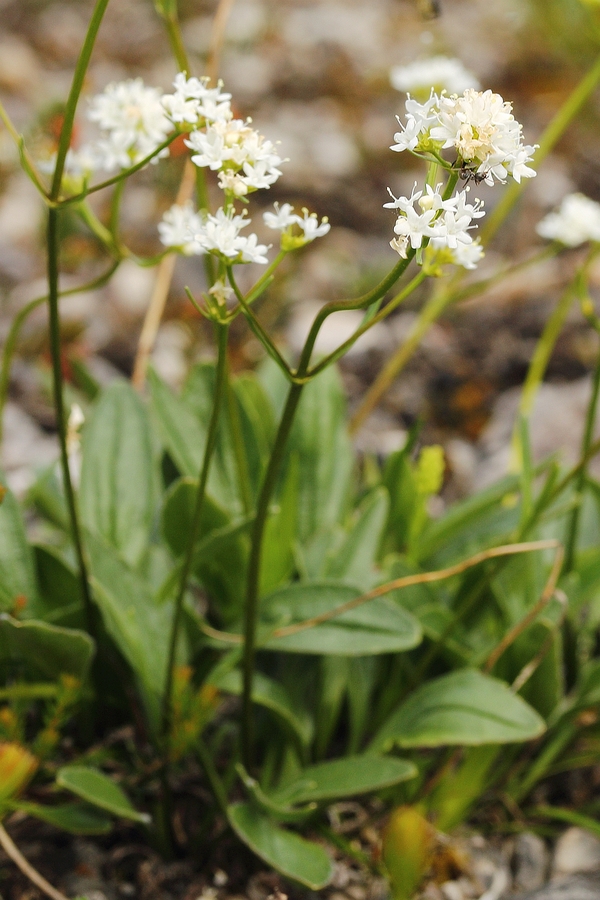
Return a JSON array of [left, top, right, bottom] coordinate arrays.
[[390, 56, 480, 96], [391, 93, 439, 153], [162, 74, 232, 127], [209, 278, 234, 305], [158, 202, 205, 255], [451, 239, 484, 269], [431, 190, 484, 249], [263, 202, 297, 230], [390, 235, 410, 258], [393, 205, 437, 250], [218, 170, 249, 196], [238, 233, 271, 264], [537, 193, 600, 247], [241, 158, 283, 190], [294, 208, 330, 241]]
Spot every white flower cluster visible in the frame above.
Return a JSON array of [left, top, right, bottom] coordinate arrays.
[[159, 203, 270, 264], [392, 88, 537, 186], [263, 202, 331, 246], [384, 183, 484, 259], [87, 78, 172, 170], [536, 193, 600, 247], [390, 56, 480, 97]]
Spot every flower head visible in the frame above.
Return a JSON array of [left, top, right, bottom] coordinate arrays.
[[87, 78, 172, 170], [536, 193, 600, 247]]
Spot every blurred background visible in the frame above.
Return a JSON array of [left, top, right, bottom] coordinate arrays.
[[2, 0, 600, 498]]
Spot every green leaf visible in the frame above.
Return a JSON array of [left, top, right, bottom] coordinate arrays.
[[0, 615, 94, 681], [273, 755, 417, 805], [32, 545, 83, 628], [56, 765, 150, 824], [181, 363, 240, 510], [227, 802, 333, 889], [260, 583, 422, 656], [86, 532, 176, 732], [260, 453, 298, 597], [370, 669, 546, 752], [10, 800, 112, 835], [262, 362, 353, 543], [149, 367, 205, 478], [0, 476, 39, 613], [211, 669, 313, 747], [80, 381, 156, 568], [417, 474, 522, 565], [325, 488, 389, 589], [162, 477, 248, 623]]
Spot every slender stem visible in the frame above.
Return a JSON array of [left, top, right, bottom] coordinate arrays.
[[308, 269, 426, 378], [0, 823, 70, 900], [241, 381, 304, 770], [161, 323, 229, 745], [47, 209, 95, 635], [50, 0, 111, 201], [227, 269, 294, 380], [196, 735, 229, 815], [0, 261, 119, 440], [161, 10, 189, 72], [564, 336, 600, 571], [57, 136, 177, 207], [0, 101, 48, 198], [296, 253, 415, 376]]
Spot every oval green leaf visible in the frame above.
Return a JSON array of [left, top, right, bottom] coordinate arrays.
[[369, 669, 546, 752], [57, 765, 150, 824], [11, 800, 112, 835], [272, 755, 417, 806], [260, 583, 422, 656], [227, 802, 333, 889]]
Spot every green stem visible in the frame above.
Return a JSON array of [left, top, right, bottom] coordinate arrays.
[[241, 381, 304, 770], [196, 735, 229, 815], [481, 52, 600, 245], [227, 269, 294, 380], [297, 253, 415, 376], [50, 0, 111, 201], [564, 339, 600, 571], [0, 101, 48, 198], [308, 269, 426, 378], [161, 322, 229, 746], [57, 136, 178, 207], [47, 209, 95, 635], [0, 261, 119, 441]]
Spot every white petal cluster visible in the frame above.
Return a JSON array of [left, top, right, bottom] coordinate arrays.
[[263, 203, 330, 245], [186, 117, 283, 197], [87, 78, 172, 170], [390, 56, 480, 96], [536, 193, 600, 247], [158, 202, 205, 255], [451, 239, 484, 270], [159, 204, 270, 265], [386, 183, 484, 259], [161, 73, 232, 127], [392, 88, 537, 185]]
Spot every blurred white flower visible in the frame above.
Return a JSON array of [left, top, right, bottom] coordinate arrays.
[[390, 56, 480, 96], [158, 202, 205, 255], [451, 239, 484, 269], [88, 78, 172, 170], [162, 73, 232, 127], [536, 193, 600, 246]]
